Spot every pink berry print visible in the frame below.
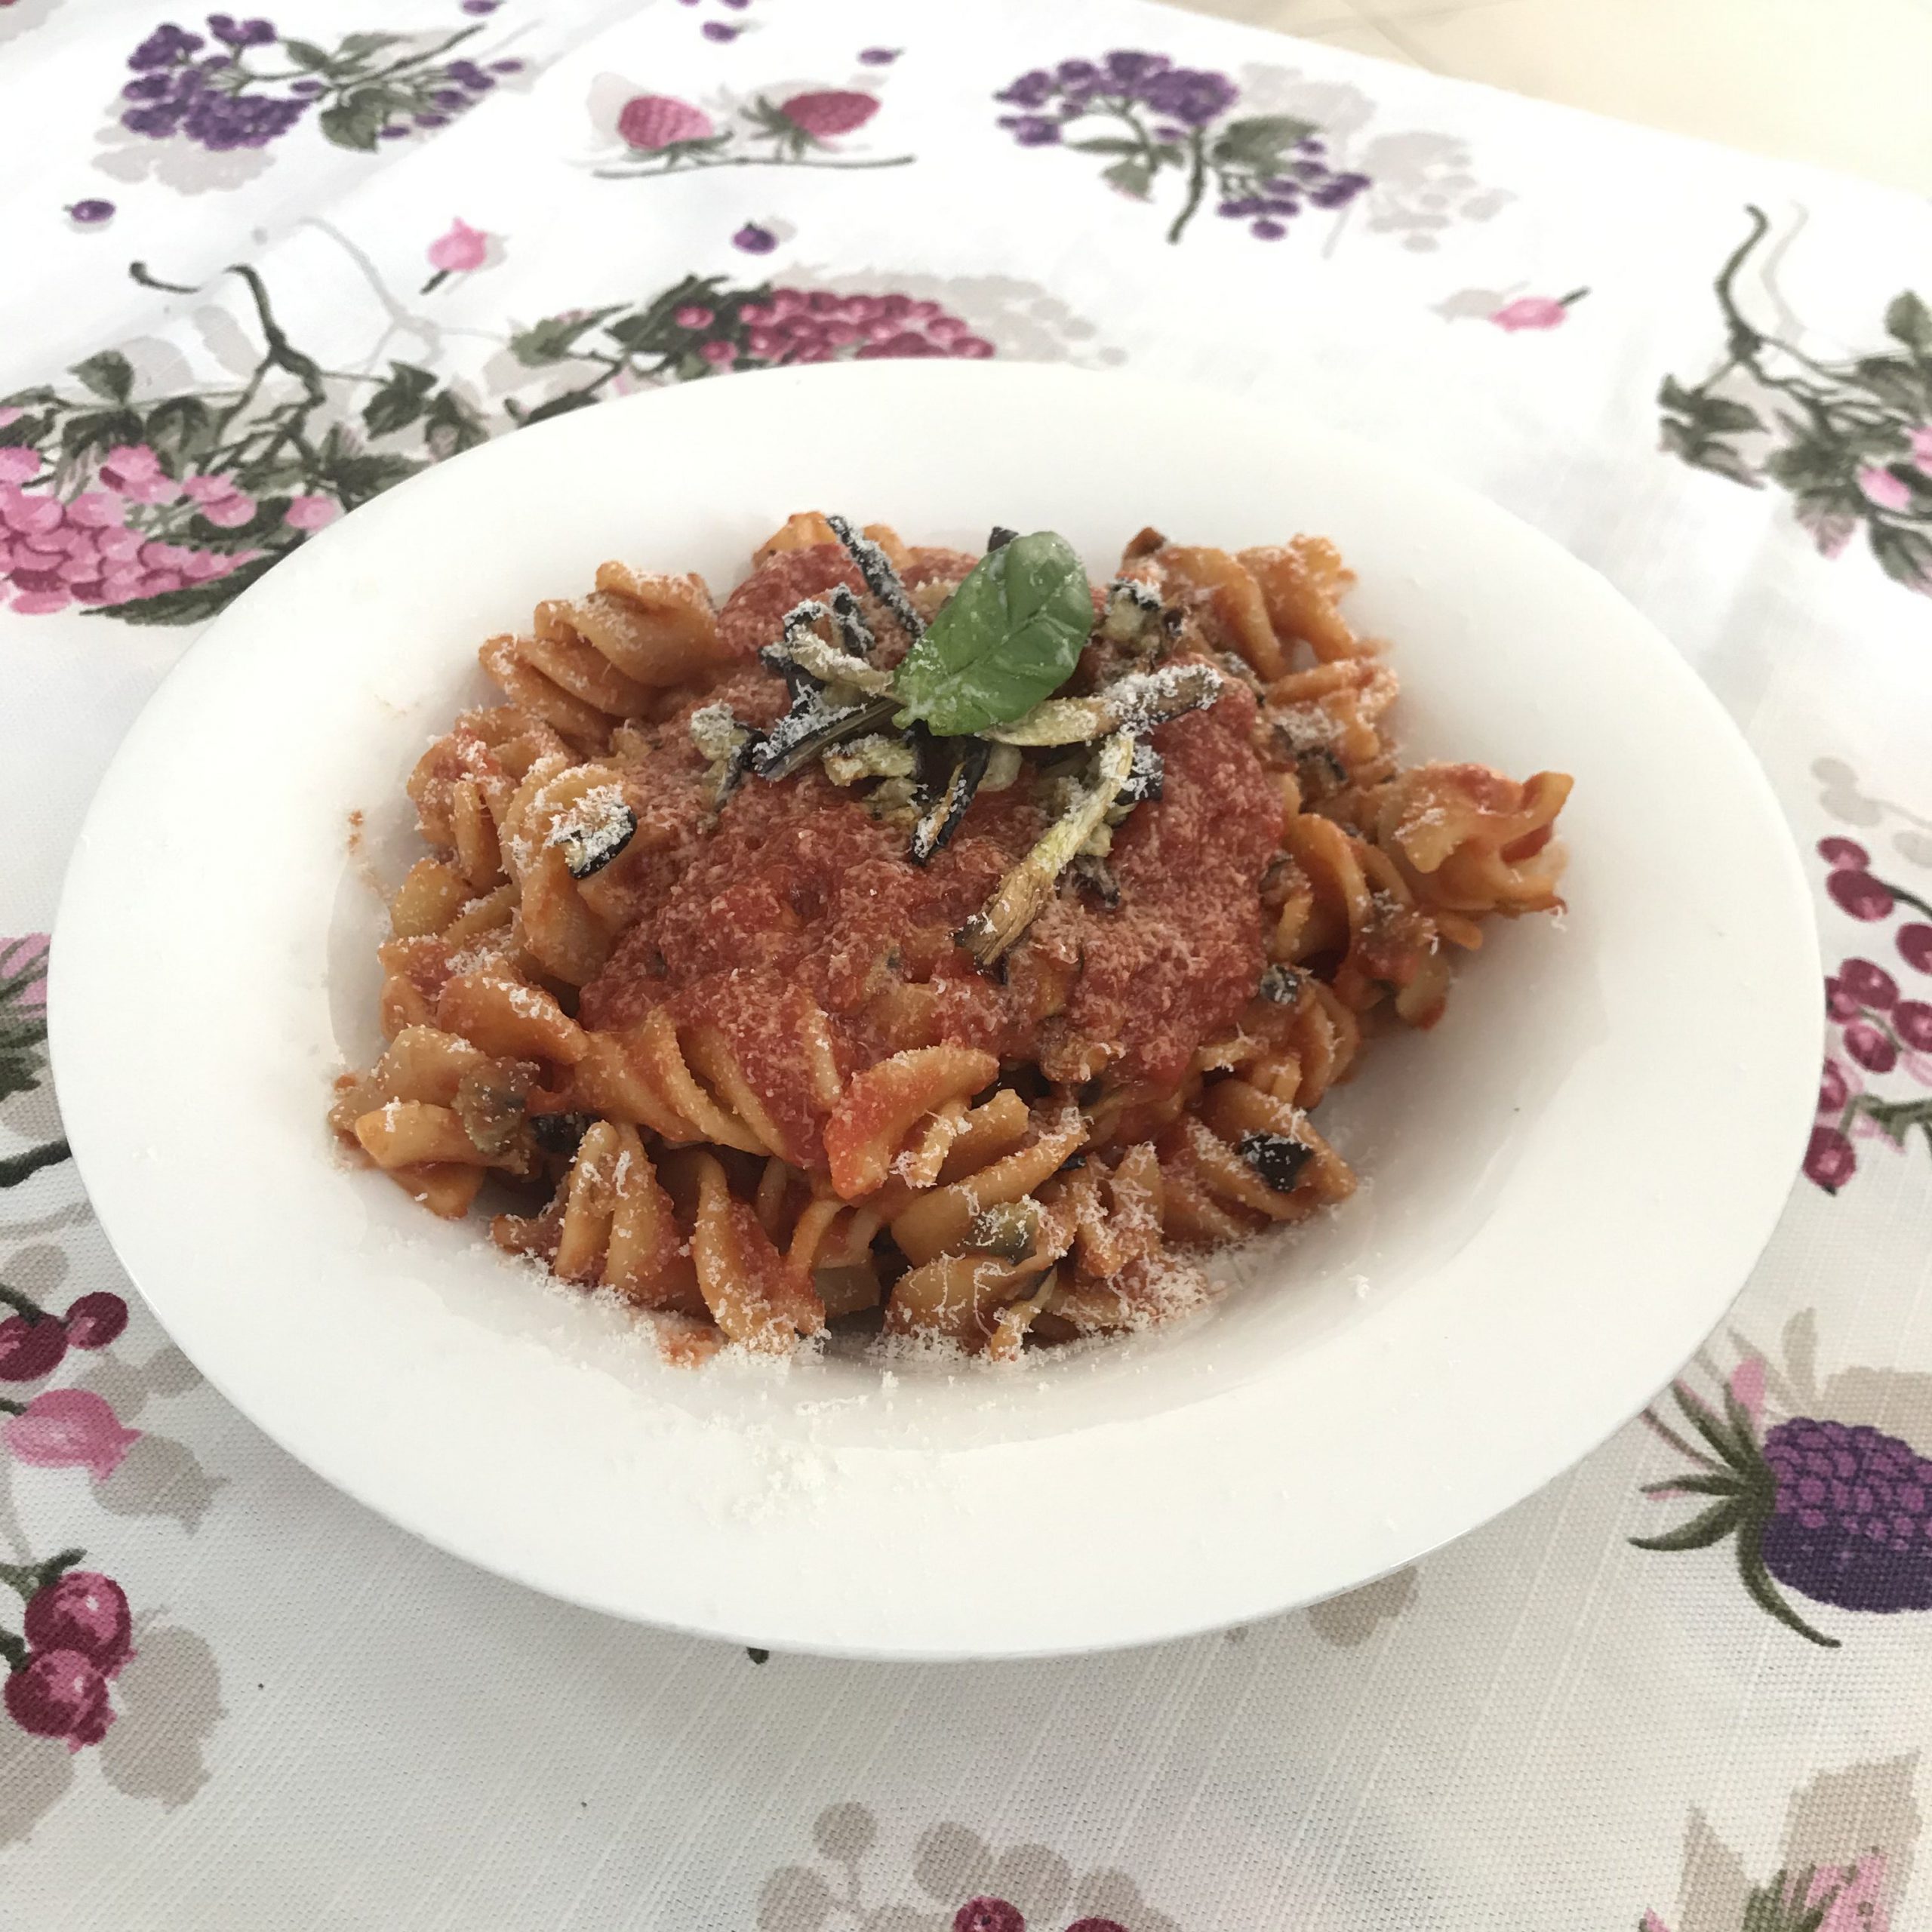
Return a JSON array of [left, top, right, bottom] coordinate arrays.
[[597, 79, 909, 182], [23, 1572, 133, 1675], [0, 1315, 67, 1383], [62, 1292, 129, 1349], [1491, 291, 1587, 331], [426, 217, 490, 282], [1804, 1124, 1857, 1192], [1829, 871, 1897, 921], [3, 1648, 115, 1748], [1836, 958, 1898, 1008], [98, 443, 180, 505], [954, 1903, 1025, 1932], [777, 90, 879, 138], [1894, 1001, 1932, 1051], [2, 1389, 141, 1480], [183, 474, 257, 528], [1842, 1019, 1897, 1075], [284, 495, 340, 532], [617, 94, 715, 151], [1808, 865, 1932, 1189], [1857, 466, 1913, 512], [1810, 838, 1932, 1191]]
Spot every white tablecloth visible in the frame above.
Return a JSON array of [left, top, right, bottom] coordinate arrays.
[[3, 2, 1930, 1924]]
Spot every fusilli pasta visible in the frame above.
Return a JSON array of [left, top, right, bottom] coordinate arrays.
[[332, 516, 1571, 1361]]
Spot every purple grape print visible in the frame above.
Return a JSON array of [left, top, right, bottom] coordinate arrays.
[[681, 0, 758, 40], [1807, 835, 1932, 1192], [1761, 1420, 1932, 1613], [1637, 1376, 1932, 1645], [992, 51, 1369, 245], [112, 11, 518, 156]]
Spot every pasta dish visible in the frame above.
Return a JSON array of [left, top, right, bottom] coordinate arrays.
[[331, 513, 1571, 1362]]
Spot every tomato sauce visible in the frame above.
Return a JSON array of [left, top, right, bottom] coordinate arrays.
[[577, 551, 1281, 1168]]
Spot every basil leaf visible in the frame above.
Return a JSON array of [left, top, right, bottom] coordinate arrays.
[[891, 531, 1092, 737]]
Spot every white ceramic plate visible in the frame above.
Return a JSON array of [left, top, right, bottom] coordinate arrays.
[[53, 361, 1819, 1660]]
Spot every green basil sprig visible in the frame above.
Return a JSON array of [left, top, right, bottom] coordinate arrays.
[[891, 531, 1093, 737]]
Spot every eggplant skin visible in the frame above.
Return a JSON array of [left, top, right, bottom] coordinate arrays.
[[552, 803, 637, 880], [907, 739, 991, 866], [752, 691, 897, 782], [1236, 1131, 1313, 1195], [1258, 963, 1302, 1004]]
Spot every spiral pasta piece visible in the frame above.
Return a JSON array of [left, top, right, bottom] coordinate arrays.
[[330, 1023, 543, 1219], [561, 1002, 846, 1164], [1260, 655, 1401, 799], [480, 565, 729, 750], [1361, 763, 1573, 917], [1238, 537, 1366, 663], [1148, 543, 1290, 678], [823, 1046, 999, 1200]]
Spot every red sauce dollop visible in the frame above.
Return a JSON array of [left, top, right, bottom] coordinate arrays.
[[577, 552, 1280, 1167]]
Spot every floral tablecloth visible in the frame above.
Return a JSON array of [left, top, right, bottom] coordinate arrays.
[[4, 0, 1931, 1924]]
